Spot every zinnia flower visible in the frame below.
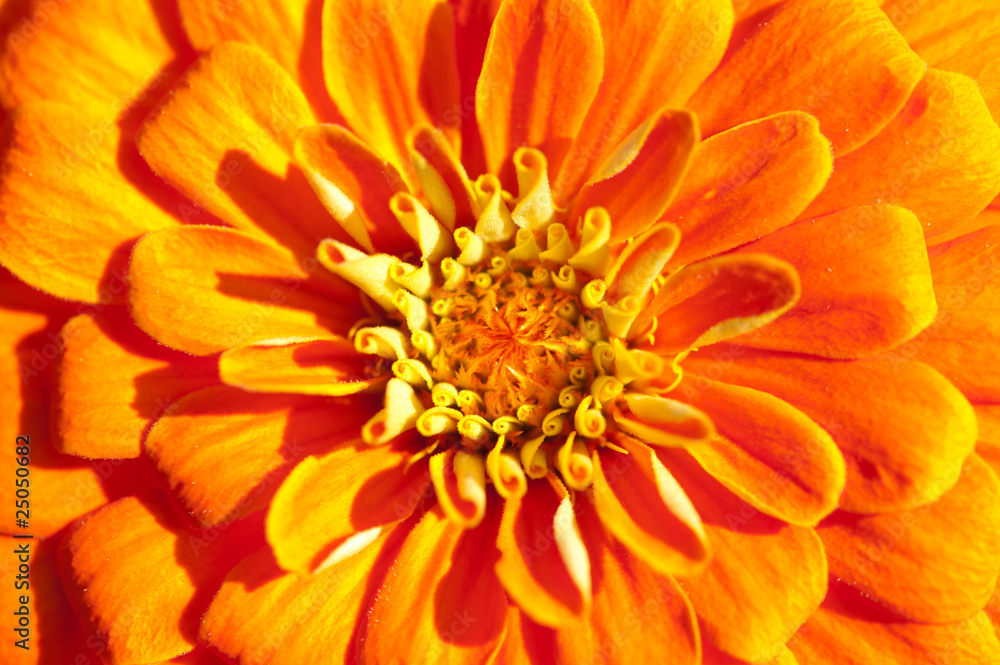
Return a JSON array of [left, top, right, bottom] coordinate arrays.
[[1, 0, 1000, 663]]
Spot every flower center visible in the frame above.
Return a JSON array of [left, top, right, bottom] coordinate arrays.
[[426, 258, 593, 422], [320, 144, 685, 526]]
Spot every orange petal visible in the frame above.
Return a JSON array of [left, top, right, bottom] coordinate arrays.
[[476, 0, 604, 185], [664, 112, 833, 269], [146, 386, 377, 527], [556, 0, 733, 196], [612, 394, 715, 448], [266, 435, 431, 574], [896, 224, 1000, 402], [0, 103, 180, 303], [294, 123, 415, 255], [203, 532, 401, 665], [688, 0, 925, 155], [556, 506, 701, 665], [322, 0, 460, 178], [362, 505, 507, 663], [495, 476, 591, 627], [665, 451, 827, 663], [883, 0, 1000, 123], [137, 42, 346, 257], [686, 348, 978, 514], [60, 493, 262, 665], [128, 225, 361, 356], [178, 0, 336, 119], [818, 454, 1000, 623], [0, 0, 188, 115], [494, 607, 559, 665], [590, 438, 710, 577], [977, 405, 1000, 477], [803, 70, 1000, 238], [676, 376, 846, 526], [570, 109, 698, 244], [788, 583, 1000, 664], [55, 313, 217, 459], [1, 305, 110, 538], [219, 336, 387, 396], [730, 205, 936, 358], [0, 536, 87, 664], [638, 253, 800, 355]]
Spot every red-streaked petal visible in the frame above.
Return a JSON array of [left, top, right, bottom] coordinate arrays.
[[590, 438, 710, 577], [476, 0, 604, 186], [639, 254, 800, 355], [677, 376, 846, 526], [731, 205, 936, 359], [571, 109, 698, 243], [361, 505, 507, 663], [495, 476, 591, 627], [266, 435, 431, 574], [664, 112, 833, 269], [686, 348, 978, 513]]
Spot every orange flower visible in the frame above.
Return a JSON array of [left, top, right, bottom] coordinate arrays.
[[1, 0, 1000, 664]]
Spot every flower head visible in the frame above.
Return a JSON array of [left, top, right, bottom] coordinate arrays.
[[2, 0, 1000, 664]]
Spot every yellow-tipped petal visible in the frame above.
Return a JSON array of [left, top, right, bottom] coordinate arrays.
[[520, 434, 549, 479], [458, 414, 493, 444], [581, 279, 607, 309], [512, 147, 557, 230], [362, 378, 424, 445], [455, 228, 489, 266], [317, 240, 402, 311], [574, 396, 607, 439], [354, 326, 410, 360], [392, 289, 429, 332], [392, 358, 434, 389], [558, 432, 593, 490], [430, 448, 487, 528], [569, 207, 612, 278], [508, 227, 544, 262], [431, 382, 460, 407], [417, 406, 463, 436], [389, 260, 433, 299], [475, 174, 517, 242], [538, 223, 575, 264], [487, 438, 528, 499], [440, 258, 467, 289], [390, 192, 455, 263], [600, 295, 643, 338]]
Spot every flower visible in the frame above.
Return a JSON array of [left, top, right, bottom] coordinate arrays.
[[1, 0, 1000, 664]]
